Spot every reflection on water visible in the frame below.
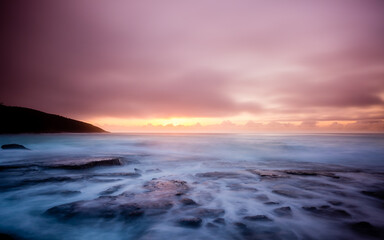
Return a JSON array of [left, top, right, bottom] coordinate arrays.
[[0, 133, 383, 240]]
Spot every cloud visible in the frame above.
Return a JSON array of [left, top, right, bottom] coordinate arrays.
[[99, 120, 384, 133], [0, 0, 383, 128]]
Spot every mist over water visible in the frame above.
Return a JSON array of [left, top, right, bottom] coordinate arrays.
[[0, 133, 383, 240]]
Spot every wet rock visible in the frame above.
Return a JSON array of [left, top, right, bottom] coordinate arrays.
[[234, 222, 247, 230], [196, 171, 251, 179], [177, 217, 202, 228], [272, 189, 297, 198], [1, 144, 29, 150], [264, 201, 280, 205], [255, 194, 269, 201], [141, 200, 174, 212], [272, 188, 313, 199], [243, 215, 273, 221], [46, 179, 189, 220], [361, 190, 384, 200], [91, 172, 141, 178], [234, 222, 254, 237], [22, 176, 85, 184], [348, 221, 383, 238], [241, 227, 298, 240], [60, 190, 81, 196], [145, 168, 161, 173], [0, 176, 86, 190], [248, 169, 340, 180], [227, 183, 258, 192], [247, 169, 287, 179], [0, 164, 35, 171], [273, 207, 292, 217], [134, 168, 142, 174], [328, 200, 343, 206], [302, 205, 351, 218], [0, 233, 20, 240], [100, 184, 124, 195], [143, 179, 189, 194], [46, 200, 144, 219], [283, 170, 339, 179], [206, 222, 218, 228], [294, 180, 341, 191], [37, 190, 81, 196], [180, 198, 197, 205], [49, 158, 123, 170], [213, 217, 226, 225], [89, 178, 122, 183], [192, 208, 225, 218]]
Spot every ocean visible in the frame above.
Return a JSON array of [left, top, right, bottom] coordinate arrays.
[[0, 133, 383, 239]]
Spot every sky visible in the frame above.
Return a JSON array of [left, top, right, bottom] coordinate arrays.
[[1, 0, 384, 132]]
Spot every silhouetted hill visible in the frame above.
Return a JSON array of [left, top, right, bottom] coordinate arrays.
[[0, 105, 106, 133]]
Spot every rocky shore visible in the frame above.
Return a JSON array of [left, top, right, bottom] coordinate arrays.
[[0, 133, 384, 240], [0, 156, 383, 240]]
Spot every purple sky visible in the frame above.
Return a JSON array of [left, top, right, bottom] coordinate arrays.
[[1, 0, 384, 131]]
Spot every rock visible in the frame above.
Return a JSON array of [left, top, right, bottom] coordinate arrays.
[[328, 200, 343, 206], [143, 179, 189, 194], [234, 222, 247, 230], [22, 176, 85, 184], [271, 189, 298, 198], [100, 184, 124, 195], [145, 168, 161, 173], [192, 208, 225, 218], [89, 178, 122, 183], [48, 158, 123, 170], [243, 215, 272, 221], [283, 170, 339, 179], [196, 171, 251, 179], [177, 217, 202, 227], [247, 169, 287, 179], [272, 188, 313, 199], [255, 194, 269, 201], [180, 198, 197, 205], [37, 190, 81, 196], [46, 200, 144, 219], [264, 201, 280, 205], [0, 233, 19, 240], [134, 168, 142, 174], [0, 105, 106, 134], [213, 218, 226, 225], [227, 183, 258, 192], [59, 190, 81, 196], [248, 169, 340, 179], [0, 163, 34, 170], [46, 179, 189, 220], [233, 222, 254, 237], [273, 207, 292, 217], [91, 172, 141, 178], [206, 222, 218, 228], [361, 190, 384, 200], [348, 221, 383, 238], [285, 170, 318, 176], [1, 144, 29, 150], [0, 175, 87, 190], [302, 205, 351, 218]]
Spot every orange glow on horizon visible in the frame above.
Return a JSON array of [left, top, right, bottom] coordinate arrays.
[[86, 116, 384, 133]]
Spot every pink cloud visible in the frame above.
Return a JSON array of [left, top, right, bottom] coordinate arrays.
[[0, 0, 383, 128]]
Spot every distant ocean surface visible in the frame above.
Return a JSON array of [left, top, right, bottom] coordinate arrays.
[[0, 133, 383, 240]]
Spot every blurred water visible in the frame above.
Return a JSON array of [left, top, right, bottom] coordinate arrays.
[[0, 133, 383, 240]]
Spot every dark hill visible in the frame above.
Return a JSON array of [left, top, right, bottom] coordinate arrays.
[[0, 105, 106, 133]]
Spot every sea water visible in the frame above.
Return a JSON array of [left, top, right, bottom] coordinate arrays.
[[0, 133, 383, 239]]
